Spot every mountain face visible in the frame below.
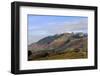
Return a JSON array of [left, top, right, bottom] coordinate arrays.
[[28, 32, 87, 60]]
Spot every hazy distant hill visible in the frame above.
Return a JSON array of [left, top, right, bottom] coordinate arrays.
[[28, 32, 88, 60]]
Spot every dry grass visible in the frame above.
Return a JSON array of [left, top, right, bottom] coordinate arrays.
[[30, 50, 87, 61]]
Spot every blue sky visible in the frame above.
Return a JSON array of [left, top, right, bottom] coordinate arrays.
[[28, 15, 88, 45]]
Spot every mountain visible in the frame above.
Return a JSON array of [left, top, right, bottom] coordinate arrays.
[[28, 32, 87, 60]]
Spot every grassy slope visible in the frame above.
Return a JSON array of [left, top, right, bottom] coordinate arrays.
[[31, 51, 87, 60], [29, 33, 88, 61], [29, 38, 88, 61]]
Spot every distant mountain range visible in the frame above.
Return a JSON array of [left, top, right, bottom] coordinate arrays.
[[28, 32, 87, 60]]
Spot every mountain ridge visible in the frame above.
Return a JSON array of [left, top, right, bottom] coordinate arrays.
[[28, 32, 87, 60]]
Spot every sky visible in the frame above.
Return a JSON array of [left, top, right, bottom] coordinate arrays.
[[28, 15, 88, 45]]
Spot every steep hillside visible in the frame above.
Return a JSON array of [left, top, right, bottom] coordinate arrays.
[[28, 32, 88, 60]]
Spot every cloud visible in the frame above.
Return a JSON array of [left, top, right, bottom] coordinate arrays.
[[28, 17, 88, 44], [39, 18, 88, 34]]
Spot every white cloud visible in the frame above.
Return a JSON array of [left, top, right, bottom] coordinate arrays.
[[28, 17, 88, 44]]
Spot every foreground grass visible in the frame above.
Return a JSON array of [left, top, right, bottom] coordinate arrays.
[[30, 51, 88, 61]]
